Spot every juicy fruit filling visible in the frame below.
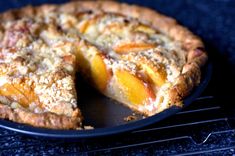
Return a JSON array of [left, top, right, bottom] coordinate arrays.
[[0, 80, 39, 108], [91, 54, 111, 91], [115, 70, 155, 105]]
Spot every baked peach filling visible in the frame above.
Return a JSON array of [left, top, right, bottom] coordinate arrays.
[[113, 42, 156, 54], [77, 19, 97, 35], [121, 54, 167, 87], [91, 53, 111, 91], [115, 70, 155, 105], [142, 63, 166, 87], [134, 24, 156, 34], [0, 79, 40, 108]]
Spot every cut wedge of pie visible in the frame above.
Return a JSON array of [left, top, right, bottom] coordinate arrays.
[[0, 1, 207, 129], [0, 18, 83, 129]]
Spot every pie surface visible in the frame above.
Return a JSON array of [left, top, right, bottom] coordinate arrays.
[[0, 1, 207, 129]]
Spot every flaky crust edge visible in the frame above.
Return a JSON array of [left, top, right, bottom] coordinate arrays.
[[0, 104, 82, 129], [0, 1, 208, 125]]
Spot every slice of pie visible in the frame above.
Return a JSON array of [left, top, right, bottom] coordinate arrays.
[[0, 17, 82, 129], [0, 1, 207, 129]]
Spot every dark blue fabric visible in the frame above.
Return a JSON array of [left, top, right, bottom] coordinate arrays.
[[0, 1, 234, 155]]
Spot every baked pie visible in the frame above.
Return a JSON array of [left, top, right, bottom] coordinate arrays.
[[0, 1, 207, 129]]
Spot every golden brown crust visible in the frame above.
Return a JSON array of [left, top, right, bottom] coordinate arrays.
[[168, 62, 201, 104], [0, 103, 82, 129], [0, 1, 207, 126]]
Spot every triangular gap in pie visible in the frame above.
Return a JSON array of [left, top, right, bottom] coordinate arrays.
[[0, 1, 207, 129]]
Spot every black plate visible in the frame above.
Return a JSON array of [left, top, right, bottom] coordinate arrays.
[[0, 62, 212, 139]]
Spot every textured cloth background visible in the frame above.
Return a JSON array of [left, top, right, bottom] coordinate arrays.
[[0, 0, 234, 155]]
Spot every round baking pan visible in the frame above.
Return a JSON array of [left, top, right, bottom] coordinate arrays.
[[0, 63, 212, 139]]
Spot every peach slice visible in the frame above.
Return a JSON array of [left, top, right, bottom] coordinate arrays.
[[75, 41, 111, 91], [91, 54, 111, 91], [78, 20, 91, 34], [0, 80, 39, 108], [103, 23, 124, 33], [114, 42, 156, 54], [121, 54, 167, 87], [77, 15, 100, 34], [115, 70, 155, 105], [141, 63, 167, 87], [135, 24, 156, 34]]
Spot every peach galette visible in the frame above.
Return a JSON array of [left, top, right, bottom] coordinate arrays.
[[0, 1, 207, 129]]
